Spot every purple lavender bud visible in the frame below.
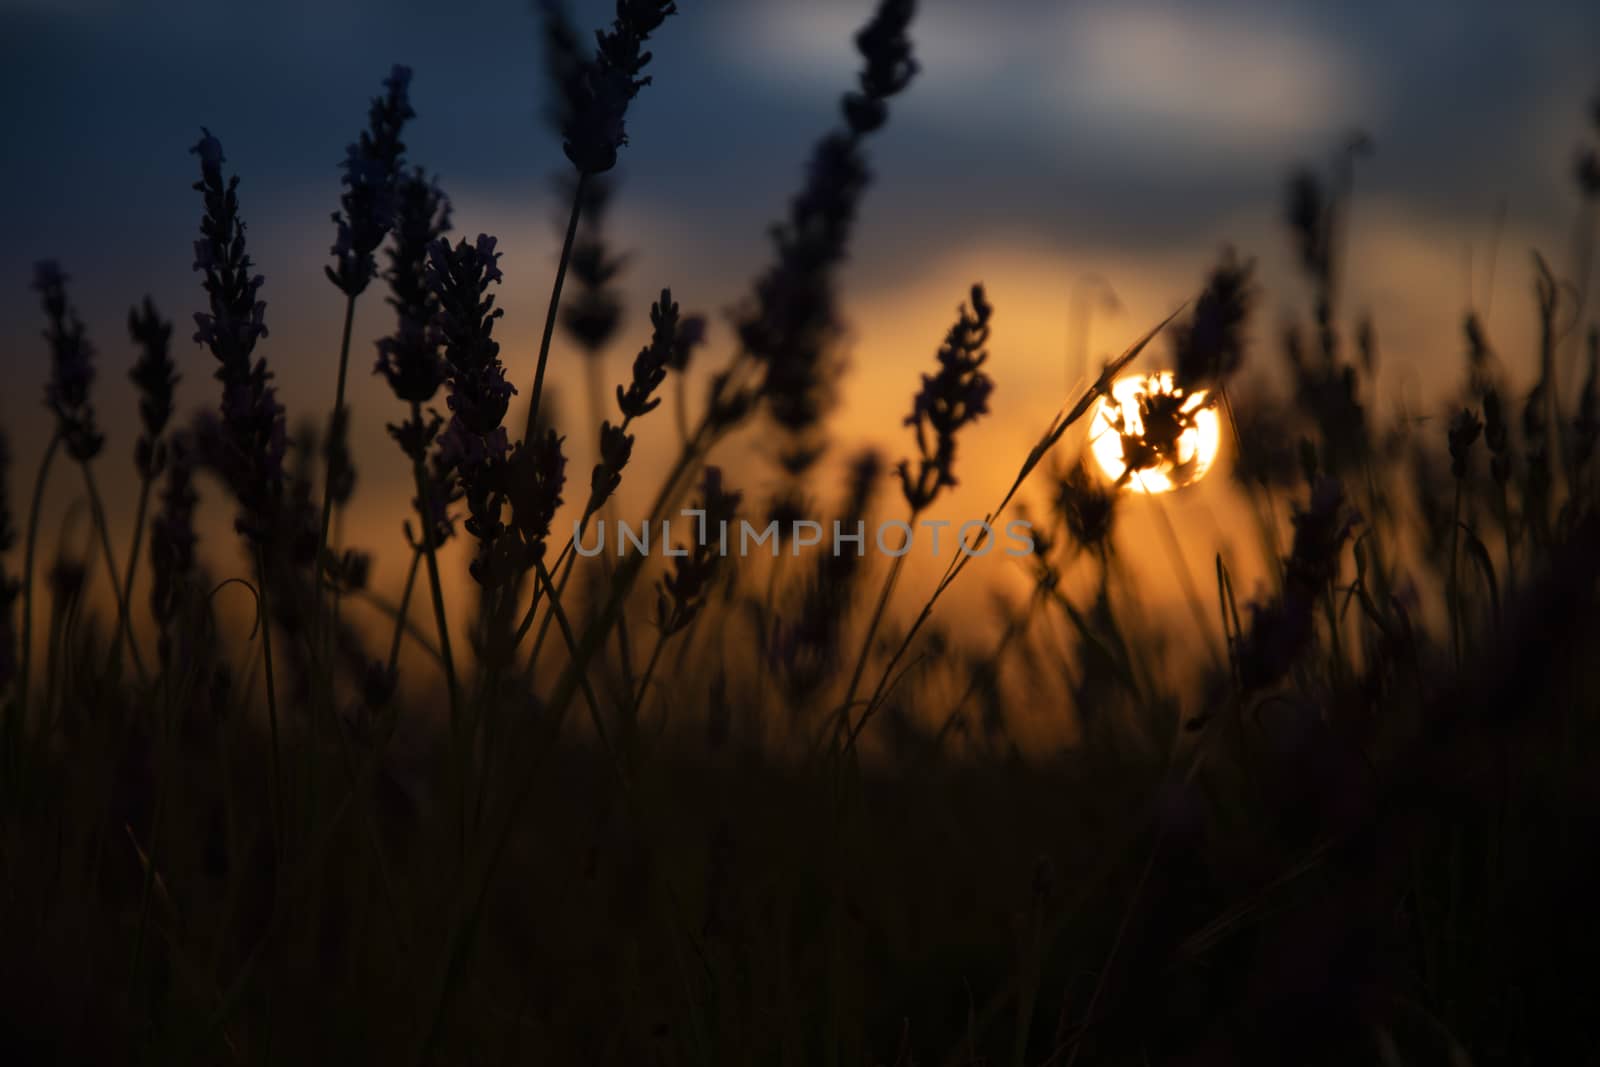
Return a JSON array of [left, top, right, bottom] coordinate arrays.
[[190, 129, 286, 542], [616, 288, 682, 419], [423, 230, 519, 587], [328, 65, 414, 296], [506, 429, 568, 558], [898, 284, 994, 512], [656, 466, 742, 635], [558, 1, 679, 175], [33, 261, 104, 462], [129, 297, 177, 479]]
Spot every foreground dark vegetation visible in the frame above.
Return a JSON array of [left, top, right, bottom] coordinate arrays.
[[5, 2, 1600, 1063]]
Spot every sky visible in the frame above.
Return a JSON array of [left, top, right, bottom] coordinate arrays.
[[2, 0, 1597, 670]]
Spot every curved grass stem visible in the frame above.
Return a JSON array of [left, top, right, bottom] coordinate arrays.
[[521, 170, 588, 446], [314, 292, 359, 663], [80, 460, 146, 682]]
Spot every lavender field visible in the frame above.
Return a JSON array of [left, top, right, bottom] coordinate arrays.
[[3, 1, 1600, 1063]]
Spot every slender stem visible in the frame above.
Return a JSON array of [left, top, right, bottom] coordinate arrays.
[[111, 473, 153, 674], [255, 545, 283, 848], [1141, 480, 1222, 669], [534, 426, 708, 723], [410, 416, 461, 726], [513, 535, 573, 654], [314, 292, 359, 661], [387, 546, 424, 674], [129, 642, 172, 988], [521, 171, 588, 446], [835, 538, 911, 747], [80, 460, 146, 681], [16, 435, 61, 722], [417, 559, 614, 1067], [532, 557, 617, 780], [630, 630, 669, 729]]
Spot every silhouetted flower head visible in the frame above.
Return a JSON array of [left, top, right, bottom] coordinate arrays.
[[657, 466, 742, 636], [1053, 455, 1116, 552], [1447, 408, 1482, 479], [427, 233, 527, 585], [843, 0, 918, 134], [191, 130, 268, 364], [329, 548, 371, 592], [376, 168, 452, 407], [585, 419, 634, 518], [1284, 135, 1369, 303], [1462, 311, 1498, 398], [539, 0, 588, 136], [1237, 476, 1357, 691], [1172, 249, 1255, 394], [190, 128, 286, 542], [898, 285, 994, 512], [740, 0, 920, 479], [559, 1, 679, 174], [429, 234, 515, 436], [505, 429, 567, 560], [617, 288, 684, 419], [1285, 169, 1329, 287], [129, 297, 177, 479], [742, 131, 867, 463], [1482, 385, 1511, 486], [33, 261, 104, 462], [328, 65, 414, 296], [1578, 148, 1600, 202], [1283, 323, 1368, 476]]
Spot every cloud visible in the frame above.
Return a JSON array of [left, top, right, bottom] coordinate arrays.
[[713, 0, 1368, 157], [1054, 5, 1367, 147]]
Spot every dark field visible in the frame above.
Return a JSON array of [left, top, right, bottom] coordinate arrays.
[[4, 1, 1600, 1063]]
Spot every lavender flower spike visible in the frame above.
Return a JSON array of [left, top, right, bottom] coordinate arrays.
[[128, 297, 177, 480], [328, 65, 415, 296], [33, 261, 104, 462], [191, 128, 286, 542], [376, 168, 452, 412], [560, 1, 679, 175], [897, 283, 994, 513], [427, 233, 519, 586]]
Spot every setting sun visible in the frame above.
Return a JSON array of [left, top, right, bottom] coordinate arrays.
[[1088, 371, 1221, 492]]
